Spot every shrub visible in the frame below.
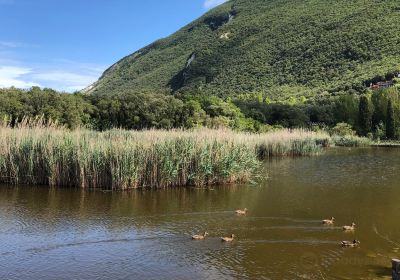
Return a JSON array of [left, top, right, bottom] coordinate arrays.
[[330, 123, 355, 137]]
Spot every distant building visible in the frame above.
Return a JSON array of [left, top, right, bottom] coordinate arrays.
[[370, 81, 394, 90], [370, 83, 379, 90]]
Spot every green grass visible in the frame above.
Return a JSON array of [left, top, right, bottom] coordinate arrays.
[[0, 127, 330, 189]]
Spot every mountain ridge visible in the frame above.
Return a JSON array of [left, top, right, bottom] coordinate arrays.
[[86, 0, 400, 101]]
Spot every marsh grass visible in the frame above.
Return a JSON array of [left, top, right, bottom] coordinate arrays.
[[331, 135, 372, 147], [0, 125, 330, 189]]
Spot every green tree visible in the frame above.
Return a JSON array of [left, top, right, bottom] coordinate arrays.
[[386, 99, 395, 139], [358, 95, 372, 136], [334, 94, 358, 127]]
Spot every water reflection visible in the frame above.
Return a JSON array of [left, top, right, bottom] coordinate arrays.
[[0, 148, 399, 279]]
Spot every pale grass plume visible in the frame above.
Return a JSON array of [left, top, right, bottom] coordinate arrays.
[[0, 122, 330, 189]]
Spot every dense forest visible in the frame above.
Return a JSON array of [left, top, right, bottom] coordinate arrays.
[[1, 84, 400, 140], [87, 0, 400, 100]]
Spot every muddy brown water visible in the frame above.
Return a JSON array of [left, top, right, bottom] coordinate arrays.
[[0, 148, 399, 280]]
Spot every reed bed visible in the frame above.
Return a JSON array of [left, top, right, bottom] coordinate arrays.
[[0, 126, 330, 189], [331, 135, 372, 147]]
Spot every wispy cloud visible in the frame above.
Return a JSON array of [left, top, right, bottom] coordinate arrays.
[[204, 0, 227, 9], [32, 71, 99, 92], [0, 41, 20, 48], [0, 41, 39, 51], [52, 58, 105, 73], [0, 62, 103, 92], [0, 66, 40, 88], [0, 45, 104, 91]]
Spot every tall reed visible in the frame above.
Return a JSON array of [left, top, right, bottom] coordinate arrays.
[[0, 126, 330, 189]]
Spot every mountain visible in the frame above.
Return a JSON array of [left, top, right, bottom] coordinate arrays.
[[86, 0, 400, 100]]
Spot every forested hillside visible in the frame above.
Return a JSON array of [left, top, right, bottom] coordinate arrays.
[[87, 0, 400, 101]]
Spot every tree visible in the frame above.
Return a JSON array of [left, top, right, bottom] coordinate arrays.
[[334, 94, 358, 127], [358, 95, 372, 136], [386, 99, 395, 139]]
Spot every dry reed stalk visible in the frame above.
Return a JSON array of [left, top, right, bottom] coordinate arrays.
[[0, 123, 330, 189]]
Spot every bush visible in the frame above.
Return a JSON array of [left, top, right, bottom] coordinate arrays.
[[330, 123, 355, 137]]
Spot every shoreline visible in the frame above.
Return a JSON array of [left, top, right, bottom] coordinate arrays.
[[372, 142, 400, 148]]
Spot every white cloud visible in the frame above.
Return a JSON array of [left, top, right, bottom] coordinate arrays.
[[0, 39, 102, 91], [204, 0, 227, 9], [32, 71, 98, 87], [0, 65, 102, 92], [30, 59, 105, 91], [0, 41, 38, 49], [0, 41, 20, 48], [0, 66, 40, 88]]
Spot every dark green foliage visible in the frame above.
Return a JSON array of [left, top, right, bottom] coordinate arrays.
[[235, 100, 310, 128], [0, 87, 93, 128], [87, 0, 400, 100], [0, 87, 264, 131], [358, 95, 372, 136], [88, 92, 185, 130], [88, 92, 263, 131], [386, 99, 396, 139], [333, 94, 359, 127], [369, 87, 400, 139], [203, 11, 235, 31], [2, 86, 400, 137]]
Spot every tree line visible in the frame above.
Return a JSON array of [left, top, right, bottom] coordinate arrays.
[[0, 86, 399, 139]]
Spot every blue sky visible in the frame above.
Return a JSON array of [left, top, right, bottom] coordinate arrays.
[[0, 0, 227, 91]]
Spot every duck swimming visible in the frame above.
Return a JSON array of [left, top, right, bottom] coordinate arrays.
[[341, 240, 360, 247], [192, 232, 208, 240], [235, 208, 248, 215], [323, 217, 335, 225], [221, 234, 235, 242], [343, 223, 356, 231]]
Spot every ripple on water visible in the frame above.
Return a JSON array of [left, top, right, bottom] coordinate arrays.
[[0, 148, 399, 279]]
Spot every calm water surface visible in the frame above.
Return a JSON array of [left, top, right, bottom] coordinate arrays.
[[0, 148, 399, 280]]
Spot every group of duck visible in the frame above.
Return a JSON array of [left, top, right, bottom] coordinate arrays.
[[191, 208, 248, 242], [322, 217, 360, 248], [191, 210, 361, 247]]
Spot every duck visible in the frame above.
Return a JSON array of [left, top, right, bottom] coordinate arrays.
[[191, 232, 208, 240], [343, 222, 356, 231], [322, 217, 335, 225], [341, 240, 360, 248], [235, 208, 248, 215], [221, 234, 235, 242]]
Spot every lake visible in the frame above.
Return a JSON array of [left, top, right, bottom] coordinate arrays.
[[0, 148, 399, 280]]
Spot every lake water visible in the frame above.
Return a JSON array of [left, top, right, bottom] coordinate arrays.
[[0, 148, 399, 280]]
